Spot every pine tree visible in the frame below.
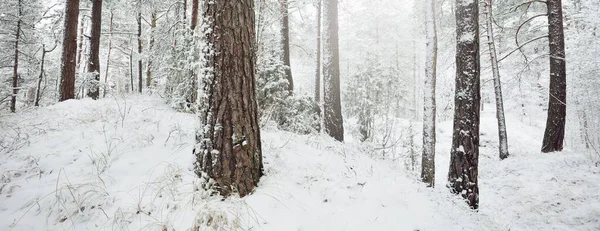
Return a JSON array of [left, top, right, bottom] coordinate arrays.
[[59, 0, 80, 101], [195, 0, 263, 197], [280, 0, 293, 93], [448, 0, 481, 209], [541, 0, 567, 153], [87, 0, 102, 100], [322, 0, 344, 142]]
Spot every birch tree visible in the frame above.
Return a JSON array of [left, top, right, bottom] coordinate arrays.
[[447, 0, 481, 210], [421, 0, 437, 187], [483, 0, 509, 160]]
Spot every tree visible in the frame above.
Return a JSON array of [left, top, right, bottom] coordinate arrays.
[[10, 0, 22, 112], [87, 0, 103, 100], [137, 8, 142, 93], [541, 0, 566, 153], [322, 0, 344, 142], [314, 0, 322, 116], [280, 0, 293, 93], [447, 0, 481, 210], [483, 0, 509, 160], [59, 0, 80, 101], [195, 0, 263, 197], [421, 0, 437, 187]]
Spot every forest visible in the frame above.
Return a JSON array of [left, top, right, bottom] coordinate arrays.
[[1, 0, 599, 230]]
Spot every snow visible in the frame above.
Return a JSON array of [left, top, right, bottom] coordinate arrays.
[[1, 96, 599, 230]]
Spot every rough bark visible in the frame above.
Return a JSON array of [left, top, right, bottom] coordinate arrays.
[[448, 0, 480, 210], [137, 11, 143, 93], [484, 0, 509, 160], [421, 0, 437, 187], [281, 0, 293, 93], [195, 0, 263, 197], [541, 0, 567, 153], [59, 0, 80, 101], [87, 0, 102, 100], [147, 11, 156, 88], [10, 0, 22, 112], [322, 0, 344, 142]]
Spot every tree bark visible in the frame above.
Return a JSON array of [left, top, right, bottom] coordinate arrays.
[[322, 0, 344, 142], [147, 11, 156, 88], [448, 0, 481, 210], [195, 0, 263, 197], [541, 0, 567, 153], [103, 11, 113, 97], [421, 0, 437, 187], [87, 0, 102, 100], [315, 0, 322, 121], [10, 0, 22, 112], [60, 0, 80, 101], [484, 0, 509, 160], [281, 0, 293, 93], [137, 11, 143, 93], [191, 0, 198, 30]]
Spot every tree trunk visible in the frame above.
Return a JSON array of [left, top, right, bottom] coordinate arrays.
[[281, 0, 293, 93], [35, 44, 52, 107], [137, 11, 143, 93], [60, 0, 80, 101], [541, 0, 567, 153], [322, 0, 344, 142], [10, 0, 22, 112], [315, 0, 322, 121], [190, 0, 199, 103], [195, 0, 263, 197], [448, 0, 481, 210], [76, 19, 85, 70], [147, 11, 156, 88], [87, 0, 102, 100], [103, 11, 113, 97], [191, 0, 198, 30], [484, 0, 509, 160], [421, 0, 437, 187]]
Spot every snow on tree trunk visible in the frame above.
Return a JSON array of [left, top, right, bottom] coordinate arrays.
[[137, 11, 143, 94], [322, 0, 344, 142], [281, 0, 294, 93], [10, 0, 22, 112], [541, 0, 567, 153], [421, 0, 437, 187], [315, 0, 322, 119], [146, 11, 156, 88], [195, 0, 263, 197], [483, 0, 509, 160], [448, 0, 481, 210], [87, 0, 102, 100], [59, 0, 80, 101]]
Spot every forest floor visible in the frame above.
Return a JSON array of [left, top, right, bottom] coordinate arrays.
[[0, 95, 599, 230]]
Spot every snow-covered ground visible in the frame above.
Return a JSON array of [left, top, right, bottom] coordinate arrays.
[[1, 95, 599, 230]]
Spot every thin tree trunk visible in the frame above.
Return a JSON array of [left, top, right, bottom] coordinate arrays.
[[129, 45, 134, 92], [448, 0, 481, 210], [190, 0, 198, 30], [281, 0, 293, 93], [315, 0, 322, 120], [195, 0, 263, 197], [137, 11, 143, 93], [541, 0, 567, 153], [36, 44, 54, 107], [76, 19, 85, 70], [421, 0, 437, 187], [87, 0, 102, 100], [484, 0, 509, 160], [10, 0, 22, 112], [60, 0, 80, 101], [147, 11, 156, 88], [189, 0, 199, 103], [103, 11, 113, 97], [322, 0, 344, 142]]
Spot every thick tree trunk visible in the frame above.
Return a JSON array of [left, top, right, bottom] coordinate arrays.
[[147, 11, 156, 88], [322, 0, 344, 142], [448, 0, 481, 210], [10, 0, 22, 112], [421, 0, 437, 187], [137, 11, 143, 93], [60, 0, 80, 101], [87, 0, 102, 100], [541, 0, 567, 153], [281, 0, 293, 93], [195, 0, 263, 197], [484, 0, 509, 160], [103, 11, 113, 98]]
